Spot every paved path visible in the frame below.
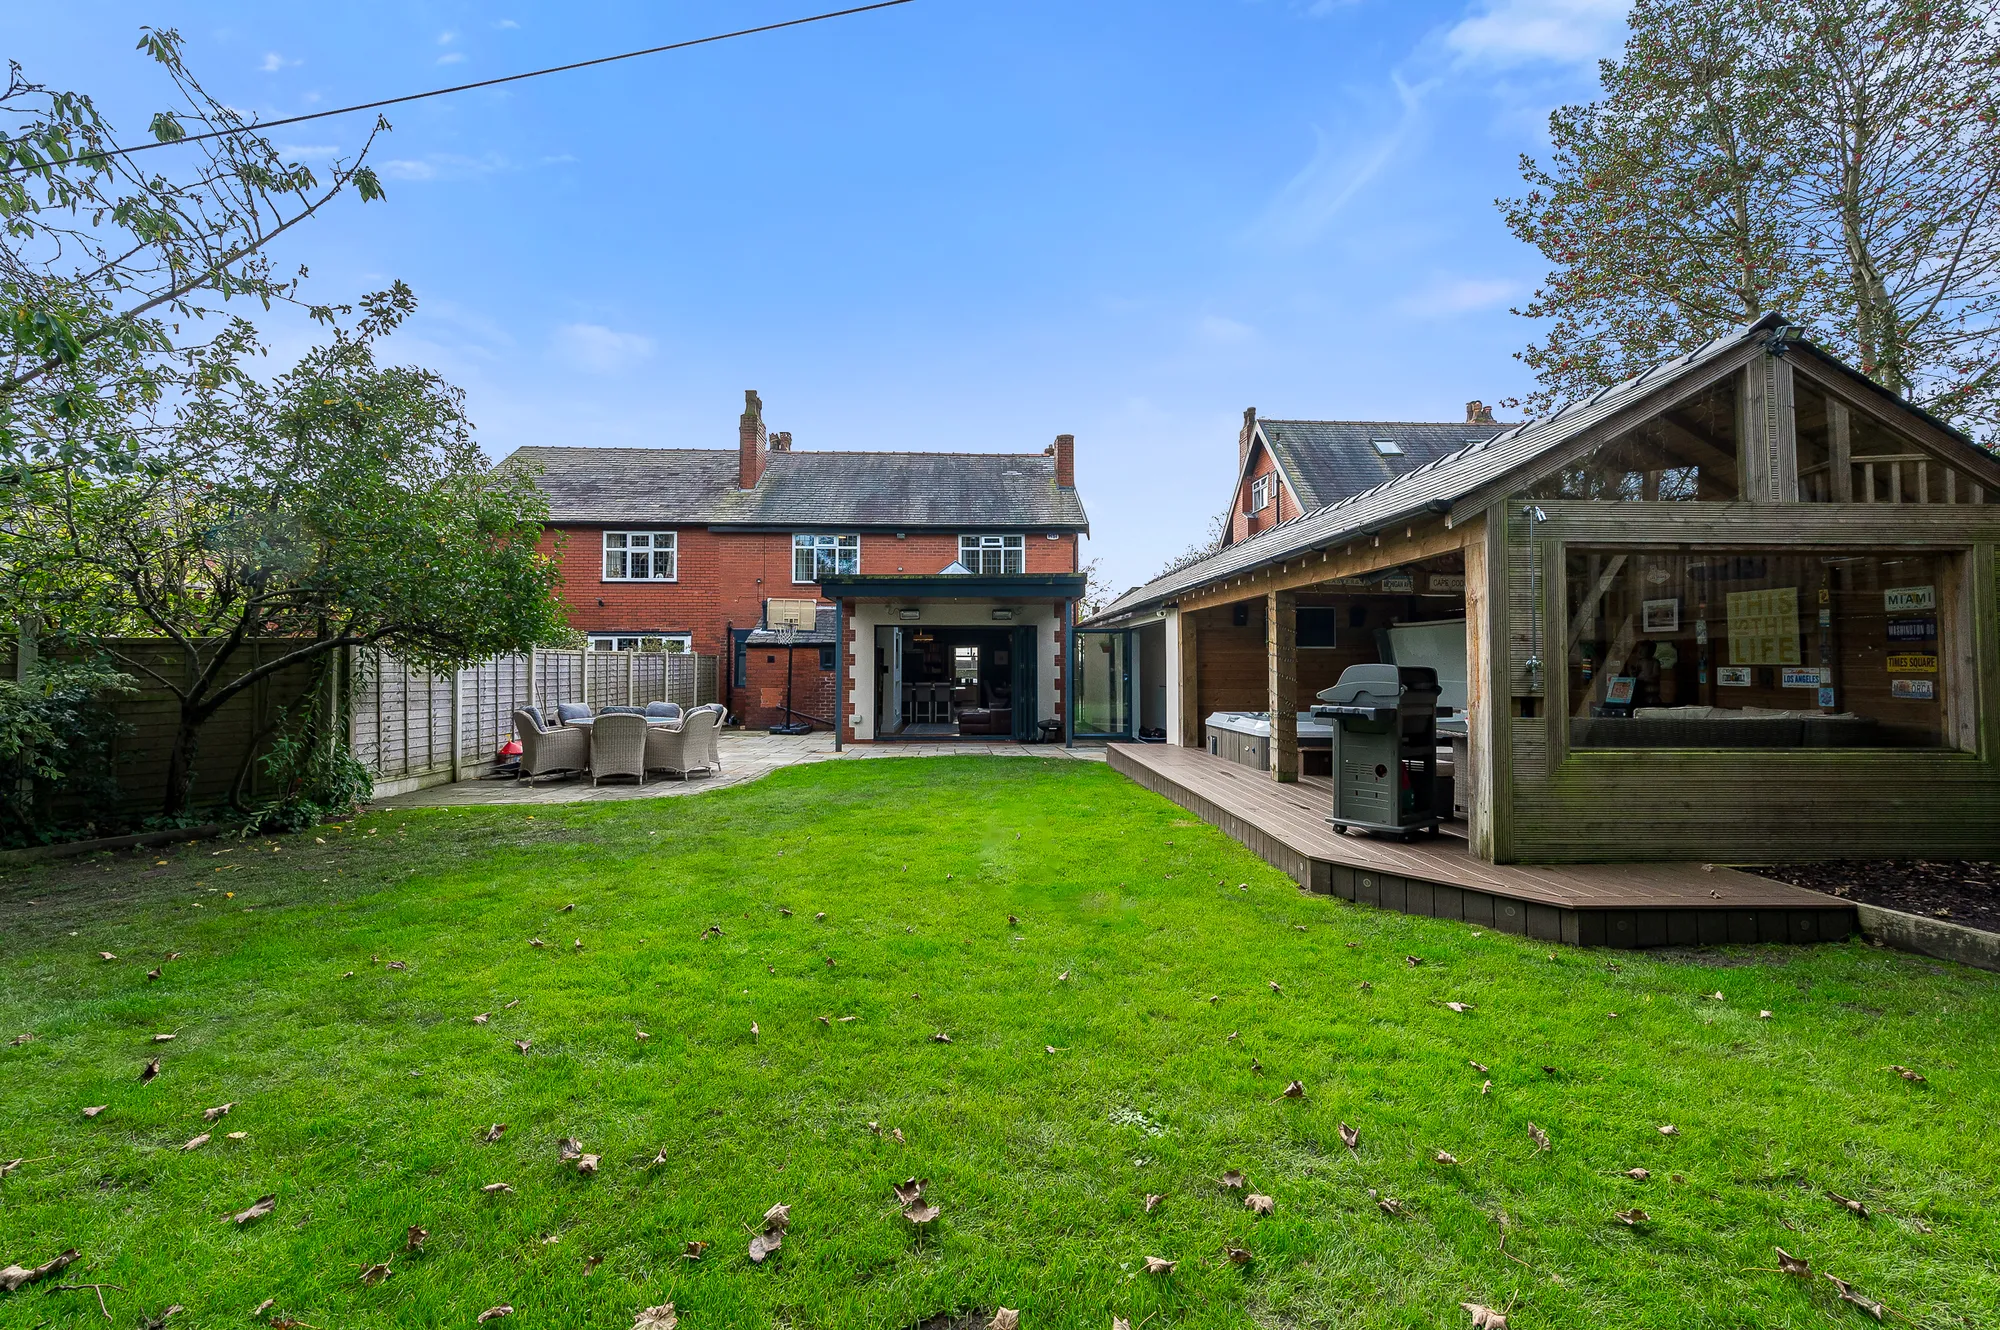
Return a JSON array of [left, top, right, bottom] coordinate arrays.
[[371, 732, 1102, 809]]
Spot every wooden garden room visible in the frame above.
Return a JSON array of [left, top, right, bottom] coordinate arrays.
[[1089, 315, 2000, 870]]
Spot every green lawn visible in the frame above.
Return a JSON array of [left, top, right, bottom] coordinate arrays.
[[1, 757, 1995, 1330]]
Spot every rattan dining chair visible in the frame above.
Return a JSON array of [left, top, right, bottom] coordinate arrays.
[[588, 712, 648, 787]]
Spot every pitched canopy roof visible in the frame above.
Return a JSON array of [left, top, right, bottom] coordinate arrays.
[[503, 446, 1090, 532], [1095, 315, 1993, 622]]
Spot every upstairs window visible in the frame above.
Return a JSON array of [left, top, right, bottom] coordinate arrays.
[[1528, 376, 1741, 502], [1250, 474, 1273, 513], [602, 531, 677, 581], [793, 533, 859, 583], [959, 533, 1025, 574]]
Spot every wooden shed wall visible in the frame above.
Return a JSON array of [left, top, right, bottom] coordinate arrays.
[[1489, 500, 2000, 863]]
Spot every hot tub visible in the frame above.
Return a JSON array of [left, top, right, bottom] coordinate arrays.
[[1204, 711, 1335, 773]]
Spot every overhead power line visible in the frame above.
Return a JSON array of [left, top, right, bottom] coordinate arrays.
[[48, 0, 918, 168]]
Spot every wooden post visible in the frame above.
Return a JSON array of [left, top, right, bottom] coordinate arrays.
[[1267, 589, 1297, 782], [524, 649, 537, 714], [1828, 398, 1852, 501], [626, 650, 636, 705], [1177, 610, 1200, 747], [449, 667, 463, 783]]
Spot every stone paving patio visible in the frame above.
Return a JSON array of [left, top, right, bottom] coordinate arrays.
[[370, 731, 1102, 808]]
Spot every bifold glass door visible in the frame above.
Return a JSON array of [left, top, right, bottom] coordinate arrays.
[[1073, 629, 1133, 739]]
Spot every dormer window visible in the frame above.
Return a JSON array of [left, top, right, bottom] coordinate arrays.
[[1250, 474, 1272, 513], [1373, 439, 1404, 456]]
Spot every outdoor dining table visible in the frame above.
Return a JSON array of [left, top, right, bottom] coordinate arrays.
[[565, 715, 683, 728]]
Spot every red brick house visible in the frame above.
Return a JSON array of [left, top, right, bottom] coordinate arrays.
[[1224, 402, 1506, 546], [503, 391, 1091, 741]]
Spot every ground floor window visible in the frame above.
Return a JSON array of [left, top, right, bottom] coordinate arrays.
[[588, 634, 692, 653], [1564, 548, 1954, 749]]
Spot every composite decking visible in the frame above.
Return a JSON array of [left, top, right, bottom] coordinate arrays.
[[1108, 743, 1854, 949]]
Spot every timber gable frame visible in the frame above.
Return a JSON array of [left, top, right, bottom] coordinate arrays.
[[1092, 314, 2000, 866]]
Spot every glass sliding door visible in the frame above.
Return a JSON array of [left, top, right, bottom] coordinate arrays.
[[1073, 629, 1133, 738]]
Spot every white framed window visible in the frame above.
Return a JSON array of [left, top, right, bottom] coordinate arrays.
[[793, 533, 859, 583], [588, 634, 692, 653], [959, 533, 1025, 574], [1250, 474, 1273, 512], [602, 531, 677, 581]]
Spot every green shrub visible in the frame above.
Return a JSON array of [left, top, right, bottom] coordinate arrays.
[[0, 659, 135, 847]]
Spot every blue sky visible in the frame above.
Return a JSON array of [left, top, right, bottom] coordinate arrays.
[[9, 0, 1628, 595]]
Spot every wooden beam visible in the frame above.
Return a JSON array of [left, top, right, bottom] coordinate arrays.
[[1175, 517, 1477, 614], [1177, 611, 1200, 747], [1828, 397, 1852, 501], [1268, 589, 1297, 783]]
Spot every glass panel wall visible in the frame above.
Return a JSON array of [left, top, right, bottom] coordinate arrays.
[[1073, 630, 1130, 736], [1564, 548, 1952, 749], [1795, 379, 1994, 504], [1528, 376, 1740, 502]]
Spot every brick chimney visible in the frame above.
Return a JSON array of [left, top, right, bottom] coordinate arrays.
[[1051, 433, 1075, 488], [1465, 399, 1497, 425], [1238, 407, 1257, 470], [739, 389, 767, 489]]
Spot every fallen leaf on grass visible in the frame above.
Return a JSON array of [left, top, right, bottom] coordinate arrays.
[[513, 1041, 532, 1055], [230, 1195, 276, 1225], [779, 908, 794, 918], [406, 1226, 428, 1252], [147, 969, 161, 982], [904, 1204, 940, 1225], [634, 1305, 678, 1329], [1377, 1196, 1408, 1217], [386, 961, 407, 971], [473, 1014, 490, 1025], [1774, 1247, 1809, 1276], [1708, 991, 1724, 1001], [1827, 1191, 1869, 1218], [1612, 1208, 1649, 1226], [989, 1312, 1019, 1330], [482, 1125, 506, 1144], [1888, 1065, 1927, 1084], [141, 1057, 160, 1083], [7, 1033, 29, 1046], [1226, 1245, 1253, 1265], [139, 1305, 182, 1329], [482, 1183, 514, 1195], [0, 1248, 77, 1291], [340, 971, 355, 980], [359, 1261, 393, 1285], [1540, 1065, 1559, 1077], [181, 1134, 210, 1152], [931, 1032, 952, 1043], [1527, 1123, 1550, 1152], [1339, 1123, 1360, 1151], [1825, 1275, 1885, 1321], [680, 1241, 708, 1261], [152, 1033, 176, 1043], [1057, 970, 1070, 982], [747, 1231, 783, 1263], [577, 1154, 600, 1175], [1759, 1010, 1772, 1019], [477, 1305, 513, 1323], [1113, 1319, 1132, 1330], [1277, 1080, 1305, 1100], [531, 938, 545, 948], [1461, 1304, 1508, 1329], [892, 1178, 927, 1206], [100, 952, 117, 962], [1469, 1060, 1487, 1073], [1007, 914, 1019, 925], [1268, 981, 1282, 994], [561, 903, 575, 913], [1435, 1151, 1459, 1165], [763, 1202, 791, 1229], [1625, 1168, 1650, 1180], [1657, 1124, 1679, 1137], [815, 912, 826, 921], [558, 1138, 583, 1161], [1144, 1193, 1163, 1212], [505, 999, 520, 1009], [1143, 1256, 1176, 1275], [1358, 980, 1372, 992], [1405, 955, 1422, 967], [82, 1106, 107, 1118], [1481, 1080, 1492, 1095], [891, 1128, 905, 1144], [225, 1131, 246, 1141], [1445, 1002, 1474, 1013], [251, 1298, 275, 1316], [1219, 1170, 1246, 1190], [1245, 1193, 1274, 1215], [204, 1103, 233, 1122]]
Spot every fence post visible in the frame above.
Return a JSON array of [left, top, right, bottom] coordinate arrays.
[[525, 649, 537, 714], [449, 667, 464, 783], [627, 650, 636, 706]]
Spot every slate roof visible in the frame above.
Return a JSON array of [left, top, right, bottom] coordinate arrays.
[[746, 605, 838, 647], [1094, 317, 1785, 622], [1259, 420, 1508, 513], [502, 447, 1090, 531]]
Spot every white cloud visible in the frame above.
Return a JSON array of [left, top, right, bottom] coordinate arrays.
[[258, 51, 298, 73], [438, 30, 458, 44], [1394, 274, 1523, 318], [1301, 0, 1361, 13], [378, 159, 439, 181], [1196, 315, 1255, 345], [438, 51, 467, 65], [1445, 0, 1628, 68], [1247, 73, 1428, 249], [552, 323, 655, 375], [276, 143, 343, 161], [496, 18, 520, 29]]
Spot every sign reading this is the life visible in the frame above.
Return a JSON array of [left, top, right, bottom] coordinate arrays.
[[1726, 587, 1801, 665]]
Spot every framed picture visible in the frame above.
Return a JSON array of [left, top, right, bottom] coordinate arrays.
[[1641, 598, 1680, 633], [1603, 676, 1636, 705]]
